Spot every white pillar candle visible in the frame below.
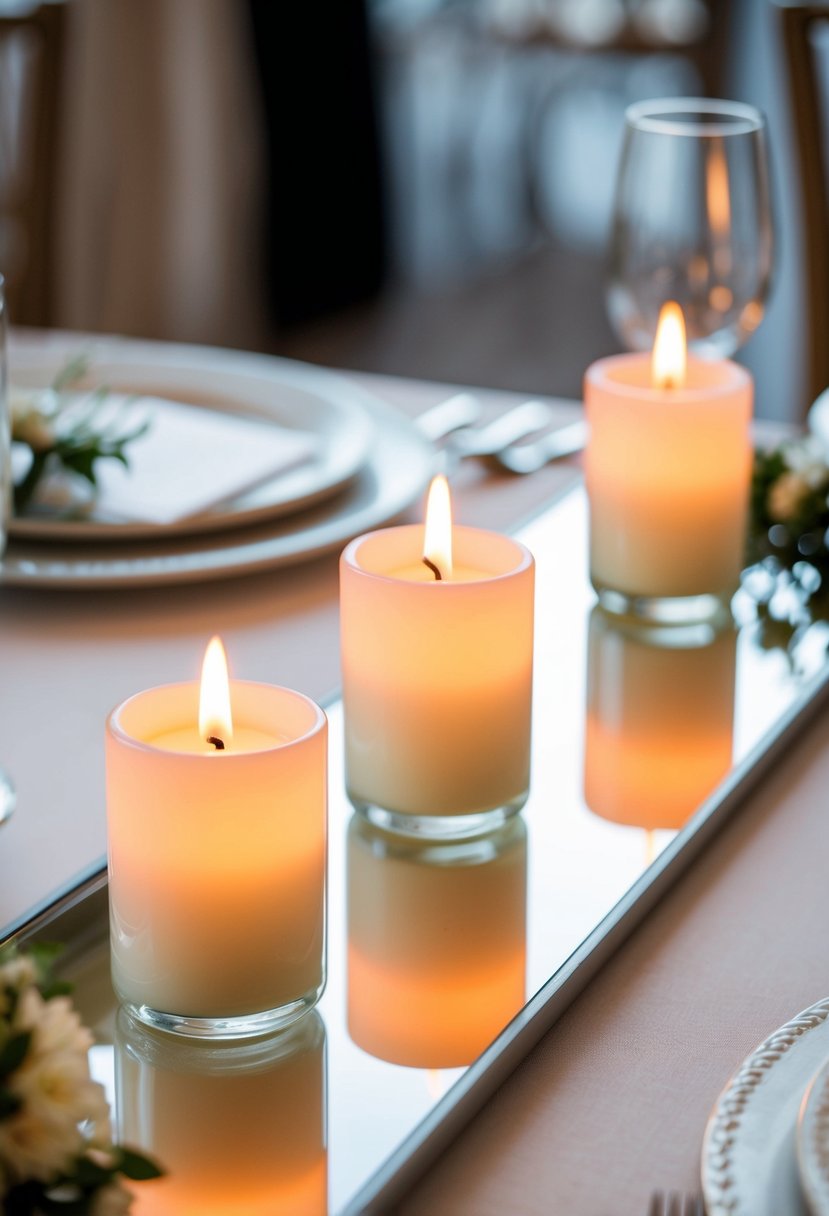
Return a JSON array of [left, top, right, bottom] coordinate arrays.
[[106, 640, 327, 1038], [584, 608, 736, 831], [340, 477, 534, 835], [347, 816, 526, 1068], [585, 303, 753, 612], [115, 1008, 327, 1215]]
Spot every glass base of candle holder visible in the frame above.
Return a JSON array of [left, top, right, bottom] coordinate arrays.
[[121, 979, 325, 1041], [594, 583, 732, 626], [352, 794, 527, 841]]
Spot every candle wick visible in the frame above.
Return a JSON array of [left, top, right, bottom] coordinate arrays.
[[207, 735, 225, 751], [422, 557, 443, 581]]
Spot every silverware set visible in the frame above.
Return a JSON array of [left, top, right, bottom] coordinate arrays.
[[416, 392, 587, 474]]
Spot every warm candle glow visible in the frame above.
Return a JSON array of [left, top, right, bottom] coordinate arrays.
[[651, 301, 687, 390], [199, 636, 233, 749], [422, 474, 453, 580]]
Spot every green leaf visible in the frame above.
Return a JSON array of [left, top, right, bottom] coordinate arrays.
[[27, 942, 72, 1001], [28, 941, 64, 970], [116, 1145, 165, 1180], [72, 1154, 115, 1188], [39, 979, 74, 1000], [13, 449, 53, 512], [51, 354, 89, 392], [0, 1031, 32, 1078]]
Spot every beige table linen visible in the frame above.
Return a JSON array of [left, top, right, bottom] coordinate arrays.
[[1, 342, 820, 1215]]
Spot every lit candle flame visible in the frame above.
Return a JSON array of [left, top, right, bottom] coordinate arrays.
[[651, 301, 687, 390], [422, 474, 453, 580], [199, 636, 233, 750]]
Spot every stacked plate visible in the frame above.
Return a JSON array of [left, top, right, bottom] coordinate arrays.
[[2, 336, 435, 589], [703, 998, 829, 1214]]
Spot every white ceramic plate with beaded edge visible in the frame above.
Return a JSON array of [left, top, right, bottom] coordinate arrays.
[[701, 997, 829, 1216], [798, 1053, 829, 1214], [8, 339, 374, 540]]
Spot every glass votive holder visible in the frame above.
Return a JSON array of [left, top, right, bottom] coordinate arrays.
[[115, 1006, 327, 1215], [347, 814, 527, 1068], [340, 525, 534, 839], [106, 681, 327, 1039], [584, 352, 753, 623]]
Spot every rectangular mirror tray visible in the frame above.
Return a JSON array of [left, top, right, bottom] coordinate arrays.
[[6, 484, 829, 1215]]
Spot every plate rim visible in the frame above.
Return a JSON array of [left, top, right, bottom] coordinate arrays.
[[8, 343, 376, 541], [702, 995, 829, 1216], [798, 1051, 829, 1215], [0, 381, 435, 589]]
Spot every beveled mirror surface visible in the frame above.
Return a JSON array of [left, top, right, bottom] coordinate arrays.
[[13, 485, 829, 1214]]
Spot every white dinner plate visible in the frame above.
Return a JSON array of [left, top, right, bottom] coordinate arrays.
[[0, 347, 435, 589], [798, 1054, 829, 1215], [8, 339, 375, 540], [702, 997, 829, 1216]]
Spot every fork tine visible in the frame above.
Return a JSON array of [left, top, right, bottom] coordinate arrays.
[[648, 1190, 704, 1216]]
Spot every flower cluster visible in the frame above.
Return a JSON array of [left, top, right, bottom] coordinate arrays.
[[743, 436, 829, 663], [10, 357, 149, 514], [751, 436, 829, 560], [0, 945, 160, 1215]]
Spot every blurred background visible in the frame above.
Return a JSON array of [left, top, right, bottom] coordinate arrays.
[[0, 0, 816, 419]]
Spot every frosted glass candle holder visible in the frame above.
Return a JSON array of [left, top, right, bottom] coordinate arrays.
[[585, 353, 752, 622], [106, 681, 327, 1038], [340, 525, 534, 839]]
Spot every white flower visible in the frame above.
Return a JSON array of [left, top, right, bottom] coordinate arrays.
[[0, 1103, 83, 1182], [782, 436, 829, 489], [0, 957, 37, 992], [11, 1047, 110, 1136], [90, 1179, 134, 1216], [0, 956, 38, 1016], [768, 471, 810, 522], [15, 990, 94, 1058], [0, 983, 112, 1186], [12, 406, 55, 452]]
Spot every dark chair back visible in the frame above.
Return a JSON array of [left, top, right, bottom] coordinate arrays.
[[0, 3, 64, 326], [779, 2, 829, 410]]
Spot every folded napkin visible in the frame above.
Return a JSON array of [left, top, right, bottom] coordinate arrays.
[[20, 394, 319, 525]]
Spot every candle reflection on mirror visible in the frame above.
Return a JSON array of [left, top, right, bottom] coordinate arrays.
[[347, 815, 526, 1069], [584, 607, 737, 832], [115, 1008, 327, 1215]]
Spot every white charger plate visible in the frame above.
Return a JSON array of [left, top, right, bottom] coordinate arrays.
[[798, 1054, 829, 1215], [702, 997, 829, 1216], [1, 342, 435, 589], [8, 340, 375, 540]]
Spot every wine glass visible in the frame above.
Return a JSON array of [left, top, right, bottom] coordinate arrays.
[[0, 275, 16, 825], [606, 97, 774, 357]]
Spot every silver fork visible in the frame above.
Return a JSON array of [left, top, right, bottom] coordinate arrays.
[[648, 1192, 705, 1216], [415, 393, 586, 473], [490, 417, 587, 473]]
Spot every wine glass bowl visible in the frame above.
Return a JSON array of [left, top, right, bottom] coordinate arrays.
[[606, 98, 774, 357]]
